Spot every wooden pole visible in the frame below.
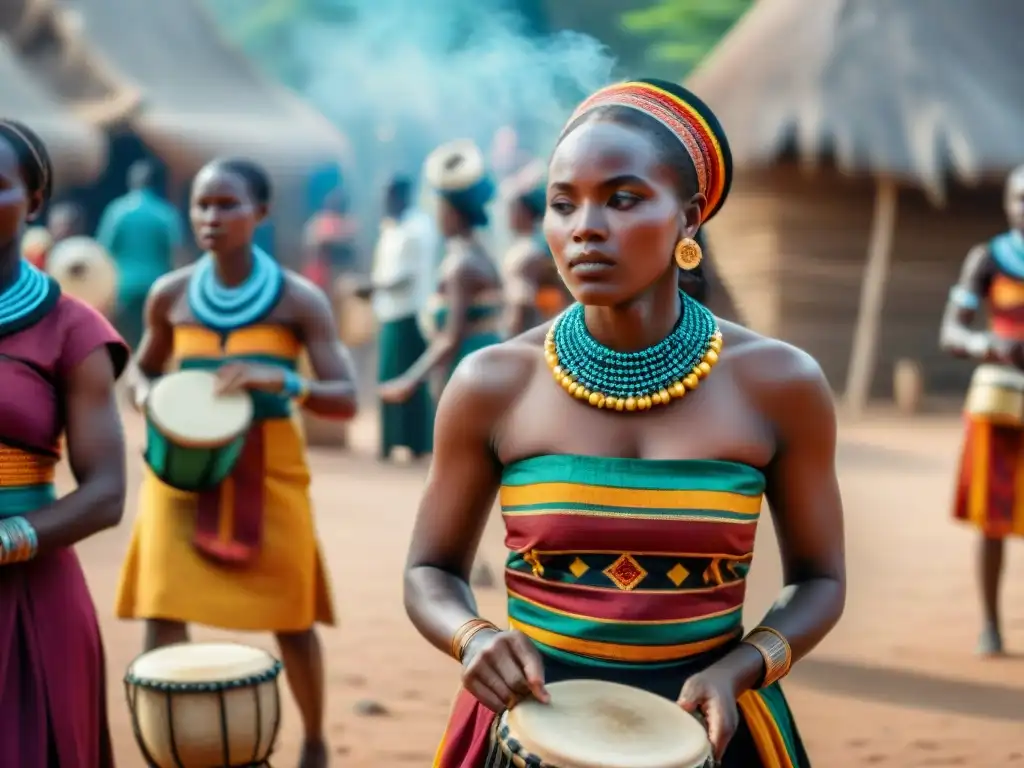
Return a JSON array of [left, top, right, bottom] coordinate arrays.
[[844, 178, 899, 415]]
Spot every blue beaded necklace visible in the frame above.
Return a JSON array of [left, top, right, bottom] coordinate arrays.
[[545, 290, 722, 412], [0, 258, 60, 339], [187, 245, 284, 332]]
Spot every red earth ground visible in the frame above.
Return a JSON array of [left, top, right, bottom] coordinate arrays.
[[71, 407, 1024, 767]]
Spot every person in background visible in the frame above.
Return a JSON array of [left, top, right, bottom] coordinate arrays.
[[378, 140, 503, 405], [47, 200, 88, 244], [359, 175, 437, 460], [96, 159, 184, 349], [303, 186, 360, 280], [940, 164, 1024, 656], [115, 157, 357, 768], [501, 161, 570, 336]]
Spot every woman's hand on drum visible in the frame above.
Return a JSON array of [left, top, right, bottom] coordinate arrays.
[[215, 362, 286, 395], [677, 668, 741, 763], [461, 628, 550, 713]]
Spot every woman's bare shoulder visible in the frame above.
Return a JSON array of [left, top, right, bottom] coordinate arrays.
[[721, 320, 833, 416], [439, 326, 547, 425]]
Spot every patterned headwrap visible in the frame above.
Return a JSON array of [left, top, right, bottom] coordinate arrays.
[[560, 78, 733, 223]]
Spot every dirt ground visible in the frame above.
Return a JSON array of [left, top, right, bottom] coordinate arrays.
[[72, 406, 1024, 767]]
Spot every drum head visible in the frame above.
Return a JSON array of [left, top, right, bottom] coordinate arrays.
[[129, 642, 278, 685], [506, 680, 712, 768], [147, 369, 254, 447], [46, 236, 118, 310]]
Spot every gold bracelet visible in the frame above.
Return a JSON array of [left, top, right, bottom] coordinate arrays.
[[742, 625, 792, 688], [450, 618, 499, 662]]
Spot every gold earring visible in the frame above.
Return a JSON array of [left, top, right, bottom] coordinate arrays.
[[674, 237, 702, 271]]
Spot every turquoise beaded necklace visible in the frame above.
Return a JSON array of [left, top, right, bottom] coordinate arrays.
[[545, 290, 723, 412], [187, 245, 284, 332]]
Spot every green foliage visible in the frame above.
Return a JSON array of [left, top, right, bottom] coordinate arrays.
[[202, 0, 352, 90], [622, 0, 753, 73]]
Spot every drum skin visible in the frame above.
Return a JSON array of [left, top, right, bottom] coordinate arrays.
[[45, 235, 118, 316], [124, 642, 283, 768], [494, 680, 713, 768]]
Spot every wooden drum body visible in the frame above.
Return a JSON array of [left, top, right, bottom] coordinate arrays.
[[144, 369, 254, 491], [965, 364, 1024, 426], [490, 680, 713, 768], [125, 642, 283, 768]]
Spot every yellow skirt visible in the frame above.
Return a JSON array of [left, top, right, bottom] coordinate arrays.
[[115, 417, 336, 632]]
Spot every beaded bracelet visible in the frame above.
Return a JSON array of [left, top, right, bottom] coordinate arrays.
[[281, 370, 310, 404], [451, 618, 499, 663], [741, 625, 792, 689], [0, 516, 39, 565], [949, 286, 981, 312]]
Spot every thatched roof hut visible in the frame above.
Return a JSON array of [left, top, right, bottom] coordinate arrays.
[[4, 0, 351, 257], [687, 0, 1024, 407], [0, 37, 106, 188]]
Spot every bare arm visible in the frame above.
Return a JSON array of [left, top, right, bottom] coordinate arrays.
[[503, 254, 541, 338], [707, 347, 846, 694], [392, 263, 475, 387], [128, 273, 182, 407], [294, 278, 359, 419], [939, 244, 999, 361], [29, 348, 126, 551], [404, 346, 526, 655]]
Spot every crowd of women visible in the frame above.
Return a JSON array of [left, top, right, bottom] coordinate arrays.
[[0, 70, 1019, 768]]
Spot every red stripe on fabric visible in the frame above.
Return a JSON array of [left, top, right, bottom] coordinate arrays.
[[503, 514, 758, 559], [952, 415, 974, 522], [988, 424, 1021, 525], [504, 568, 747, 622], [433, 687, 496, 768]]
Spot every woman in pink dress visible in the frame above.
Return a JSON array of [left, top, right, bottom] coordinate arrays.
[[0, 119, 129, 766]]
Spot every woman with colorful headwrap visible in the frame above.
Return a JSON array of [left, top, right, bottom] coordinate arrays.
[[379, 140, 504, 405], [405, 79, 843, 767], [501, 160, 571, 336], [0, 119, 129, 766]]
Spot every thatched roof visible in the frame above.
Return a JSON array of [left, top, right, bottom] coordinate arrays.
[[686, 0, 1024, 200], [63, 0, 350, 178], [0, 38, 106, 186], [2, 0, 141, 126]]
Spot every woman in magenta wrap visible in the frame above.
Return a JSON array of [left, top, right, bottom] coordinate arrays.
[[404, 80, 845, 767], [0, 119, 128, 766]]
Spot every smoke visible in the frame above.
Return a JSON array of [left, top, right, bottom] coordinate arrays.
[[293, 0, 616, 205]]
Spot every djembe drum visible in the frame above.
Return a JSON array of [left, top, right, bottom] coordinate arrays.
[[144, 369, 254, 491], [488, 680, 714, 768], [125, 642, 283, 767], [964, 364, 1024, 426], [46, 235, 118, 317]]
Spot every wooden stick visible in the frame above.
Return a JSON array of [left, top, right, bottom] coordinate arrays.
[[845, 178, 899, 415]]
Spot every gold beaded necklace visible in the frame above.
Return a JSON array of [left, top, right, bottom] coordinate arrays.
[[543, 294, 723, 413]]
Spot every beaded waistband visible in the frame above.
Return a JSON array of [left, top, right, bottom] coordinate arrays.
[[0, 483, 56, 517], [0, 444, 56, 487]]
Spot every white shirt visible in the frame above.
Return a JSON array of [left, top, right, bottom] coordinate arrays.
[[371, 209, 438, 323]]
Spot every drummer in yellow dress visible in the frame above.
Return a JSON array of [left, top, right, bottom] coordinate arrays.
[[114, 157, 357, 768]]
